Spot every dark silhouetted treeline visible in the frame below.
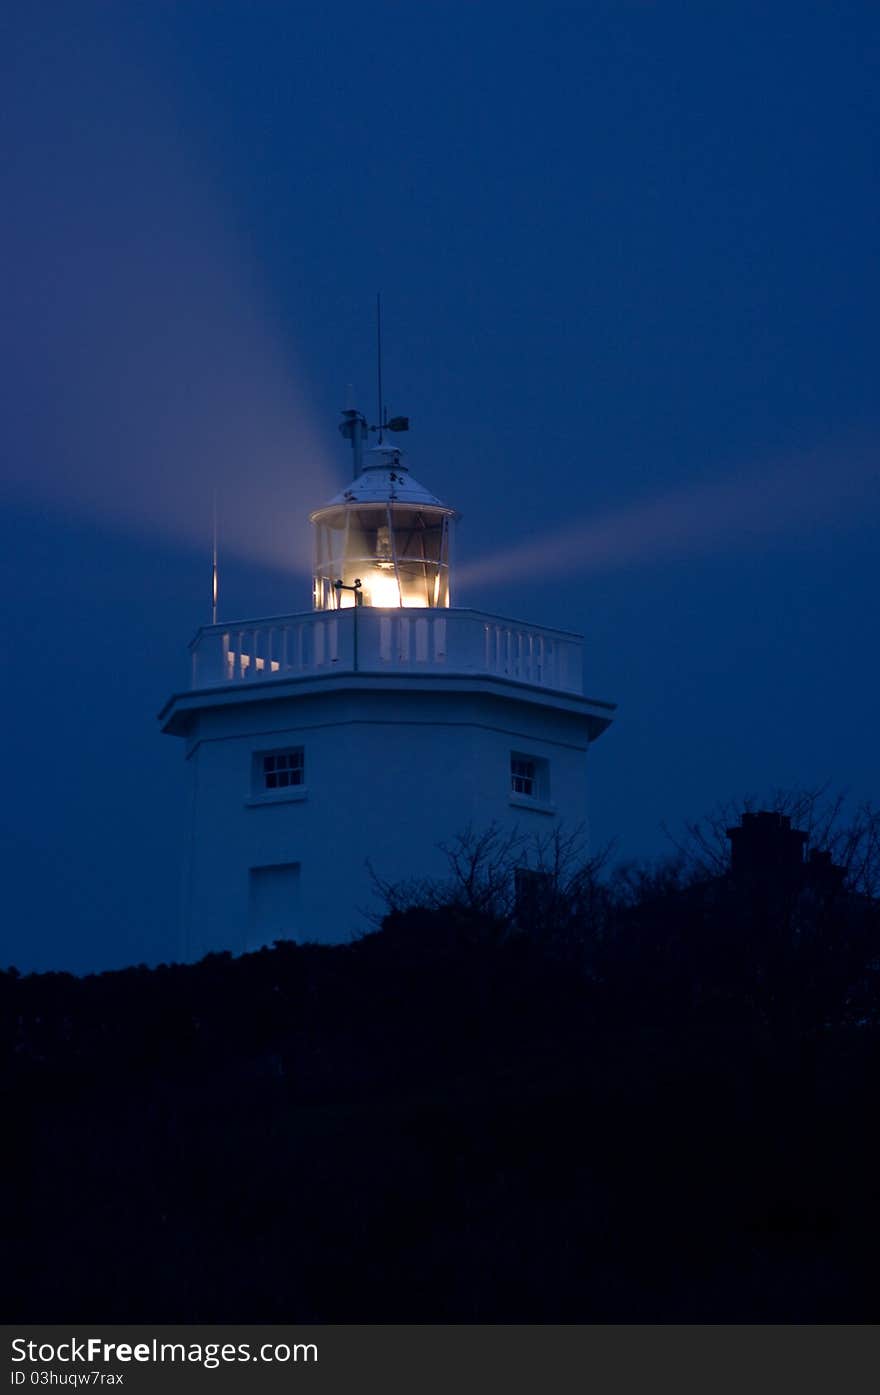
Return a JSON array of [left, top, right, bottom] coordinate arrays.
[[4, 803, 880, 1321]]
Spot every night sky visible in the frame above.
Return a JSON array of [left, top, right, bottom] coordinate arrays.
[[3, 3, 879, 972]]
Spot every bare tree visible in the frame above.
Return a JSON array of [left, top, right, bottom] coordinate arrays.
[[367, 821, 613, 938], [366, 823, 526, 928]]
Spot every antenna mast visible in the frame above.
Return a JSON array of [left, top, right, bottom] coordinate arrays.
[[376, 291, 384, 442], [211, 492, 218, 625], [339, 295, 410, 472]]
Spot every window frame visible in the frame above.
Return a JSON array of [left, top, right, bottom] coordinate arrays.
[[510, 755, 537, 798], [509, 750, 554, 814], [247, 745, 308, 806]]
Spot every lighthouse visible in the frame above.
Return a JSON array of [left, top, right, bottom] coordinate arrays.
[[159, 408, 615, 960]]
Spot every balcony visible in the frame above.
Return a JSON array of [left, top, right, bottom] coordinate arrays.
[[189, 608, 584, 696]]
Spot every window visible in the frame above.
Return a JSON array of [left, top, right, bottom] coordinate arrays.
[[511, 756, 536, 797], [509, 751, 552, 811], [248, 747, 307, 806], [261, 748, 304, 791]]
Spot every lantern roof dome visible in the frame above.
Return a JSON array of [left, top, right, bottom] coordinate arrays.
[[310, 443, 454, 519]]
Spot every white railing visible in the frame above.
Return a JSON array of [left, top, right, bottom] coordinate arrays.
[[190, 609, 583, 695]]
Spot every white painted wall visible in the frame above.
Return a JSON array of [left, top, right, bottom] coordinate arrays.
[[174, 681, 599, 960]]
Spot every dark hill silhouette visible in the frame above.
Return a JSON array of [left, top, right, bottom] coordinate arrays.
[[3, 802, 879, 1322]]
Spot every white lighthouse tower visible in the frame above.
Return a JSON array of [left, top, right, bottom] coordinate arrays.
[[160, 407, 614, 960]]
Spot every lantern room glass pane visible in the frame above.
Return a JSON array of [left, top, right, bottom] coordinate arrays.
[[312, 505, 452, 610]]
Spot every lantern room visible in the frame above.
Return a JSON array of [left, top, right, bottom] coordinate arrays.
[[310, 442, 456, 611]]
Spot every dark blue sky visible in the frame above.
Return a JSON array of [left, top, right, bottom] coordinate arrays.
[[3, 2, 879, 971]]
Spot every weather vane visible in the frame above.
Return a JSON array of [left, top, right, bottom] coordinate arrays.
[[339, 293, 409, 477]]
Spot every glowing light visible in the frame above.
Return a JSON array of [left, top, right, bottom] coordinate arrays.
[[366, 569, 401, 608]]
